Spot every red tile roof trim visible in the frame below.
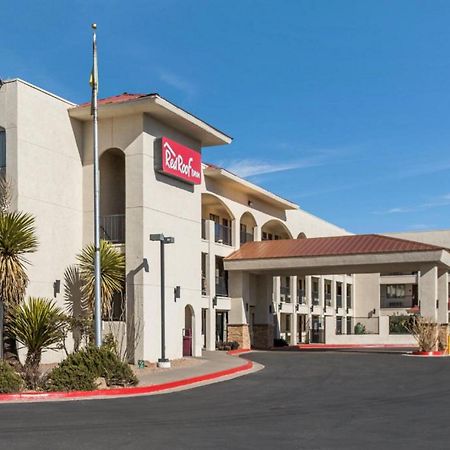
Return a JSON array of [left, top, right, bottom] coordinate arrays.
[[225, 234, 447, 261], [75, 93, 154, 108]]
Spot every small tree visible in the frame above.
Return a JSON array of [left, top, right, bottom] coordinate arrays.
[[0, 211, 38, 363], [9, 297, 66, 388], [77, 240, 125, 318]]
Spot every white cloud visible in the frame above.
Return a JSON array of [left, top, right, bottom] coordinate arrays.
[[372, 193, 450, 215], [159, 69, 196, 98], [223, 157, 323, 178]]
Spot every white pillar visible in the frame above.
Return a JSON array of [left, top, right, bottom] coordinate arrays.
[[232, 219, 239, 248], [419, 265, 438, 321], [438, 269, 449, 324], [273, 276, 281, 338], [206, 220, 216, 350], [254, 225, 261, 242]]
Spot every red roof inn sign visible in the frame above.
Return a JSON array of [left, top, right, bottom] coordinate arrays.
[[157, 137, 201, 185]]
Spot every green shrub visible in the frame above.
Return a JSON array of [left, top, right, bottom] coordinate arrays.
[[389, 315, 415, 335], [43, 345, 138, 392], [354, 322, 366, 335], [0, 361, 23, 393]]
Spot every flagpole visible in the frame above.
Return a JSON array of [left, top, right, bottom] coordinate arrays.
[[91, 23, 102, 348]]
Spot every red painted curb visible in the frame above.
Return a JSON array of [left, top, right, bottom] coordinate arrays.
[[227, 349, 251, 355], [411, 351, 447, 357], [0, 359, 253, 402]]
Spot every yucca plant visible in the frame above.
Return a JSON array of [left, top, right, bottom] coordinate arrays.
[[0, 211, 38, 363], [9, 297, 66, 388], [77, 240, 125, 318]]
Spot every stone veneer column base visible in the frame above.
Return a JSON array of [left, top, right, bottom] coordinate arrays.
[[252, 324, 274, 349], [227, 324, 251, 349]]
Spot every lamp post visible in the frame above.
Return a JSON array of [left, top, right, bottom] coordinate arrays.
[[150, 233, 175, 368]]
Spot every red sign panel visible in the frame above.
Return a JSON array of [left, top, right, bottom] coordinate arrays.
[[159, 137, 201, 185]]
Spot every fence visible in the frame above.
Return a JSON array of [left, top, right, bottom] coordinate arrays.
[[345, 317, 379, 335]]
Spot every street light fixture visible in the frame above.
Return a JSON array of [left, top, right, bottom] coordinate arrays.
[[150, 233, 175, 368]]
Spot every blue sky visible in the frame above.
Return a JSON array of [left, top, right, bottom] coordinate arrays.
[[1, 0, 449, 233]]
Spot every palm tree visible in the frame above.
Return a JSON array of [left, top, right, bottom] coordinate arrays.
[[9, 297, 66, 388], [0, 211, 38, 362], [77, 240, 125, 319]]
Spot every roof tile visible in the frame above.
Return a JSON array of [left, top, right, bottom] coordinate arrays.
[[225, 234, 445, 261]]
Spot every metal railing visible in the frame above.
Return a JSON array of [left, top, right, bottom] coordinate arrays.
[[297, 289, 306, 304], [216, 276, 229, 297], [240, 231, 253, 244], [280, 286, 291, 303], [100, 214, 125, 244], [345, 317, 379, 335], [346, 295, 352, 309], [215, 223, 232, 246], [201, 276, 207, 296]]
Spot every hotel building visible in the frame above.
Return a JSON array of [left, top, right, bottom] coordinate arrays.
[[0, 78, 448, 363]]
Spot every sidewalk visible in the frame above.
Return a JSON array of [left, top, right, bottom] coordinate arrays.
[[136, 350, 251, 386], [0, 350, 259, 403]]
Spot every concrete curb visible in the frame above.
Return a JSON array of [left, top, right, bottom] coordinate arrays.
[[0, 352, 255, 403]]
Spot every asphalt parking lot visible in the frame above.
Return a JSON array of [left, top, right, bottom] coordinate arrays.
[[0, 350, 449, 450]]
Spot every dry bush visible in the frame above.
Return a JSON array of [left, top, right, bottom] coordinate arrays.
[[406, 316, 439, 352]]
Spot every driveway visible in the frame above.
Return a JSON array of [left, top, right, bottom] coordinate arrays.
[[0, 350, 448, 450]]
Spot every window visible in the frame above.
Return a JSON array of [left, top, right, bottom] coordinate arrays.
[[386, 284, 406, 299], [0, 128, 5, 170], [201, 253, 207, 295], [336, 317, 343, 335]]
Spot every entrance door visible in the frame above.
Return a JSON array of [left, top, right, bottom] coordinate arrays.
[[183, 305, 194, 356]]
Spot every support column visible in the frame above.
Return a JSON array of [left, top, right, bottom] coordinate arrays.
[[227, 271, 251, 349], [438, 269, 449, 324], [253, 274, 274, 349], [273, 276, 281, 339], [254, 225, 261, 242], [290, 276, 297, 345], [419, 265, 438, 322], [232, 219, 240, 249], [206, 220, 216, 350]]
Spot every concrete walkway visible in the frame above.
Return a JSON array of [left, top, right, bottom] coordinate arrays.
[[136, 350, 254, 387]]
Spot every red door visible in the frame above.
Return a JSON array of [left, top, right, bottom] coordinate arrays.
[[183, 328, 192, 356]]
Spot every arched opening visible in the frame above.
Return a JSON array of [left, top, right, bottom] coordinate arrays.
[[201, 193, 235, 246], [100, 148, 125, 244], [261, 219, 292, 241], [240, 212, 257, 244], [297, 232, 307, 239], [183, 305, 195, 356]]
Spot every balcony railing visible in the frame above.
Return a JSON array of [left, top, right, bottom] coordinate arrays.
[[312, 293, 320, 306], [297, 289, 306, 304], [100, 214, 125, 244], [325, 293, 332, 307], [336, 294, 343, 309], [215, 223, 232, 246], [216, 276, 229, 297], [240, 231, 253, 245], [201, 276, 207, 296], [346, 295, 352, 309], [280, 286, 291, 303]]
